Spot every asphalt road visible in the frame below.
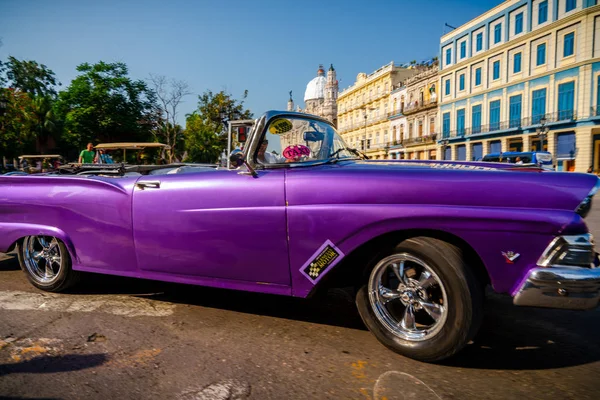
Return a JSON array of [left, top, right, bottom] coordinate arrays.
[[1, 209, 600, 399]]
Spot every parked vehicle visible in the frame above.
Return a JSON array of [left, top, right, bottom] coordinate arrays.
[[482, 151, 554, 169], [1, 110, 599, 363]]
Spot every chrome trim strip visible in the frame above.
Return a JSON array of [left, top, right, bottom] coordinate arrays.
[[513, 266, 600, 310]]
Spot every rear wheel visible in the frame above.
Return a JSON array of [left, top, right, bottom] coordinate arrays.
[[17, 235, 80, 292], [356, 237, 483, 362]]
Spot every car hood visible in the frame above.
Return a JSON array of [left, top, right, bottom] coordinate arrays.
[[288, 159, 600, 215]]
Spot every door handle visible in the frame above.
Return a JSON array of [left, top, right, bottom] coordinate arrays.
[[136, 181, 161, 190]]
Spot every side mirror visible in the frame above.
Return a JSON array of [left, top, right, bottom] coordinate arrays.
[[229, 150, 245, 168], [303, 131, 324, 142]]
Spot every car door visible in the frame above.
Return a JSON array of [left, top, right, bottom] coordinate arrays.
[[131, 169, 289, 285]]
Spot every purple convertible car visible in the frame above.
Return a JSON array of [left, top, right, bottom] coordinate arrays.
[[1, 110, 600, 362]]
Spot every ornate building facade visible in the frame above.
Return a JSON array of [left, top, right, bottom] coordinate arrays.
[[287, 64, 339, 127], [337, 62, 419, 159]]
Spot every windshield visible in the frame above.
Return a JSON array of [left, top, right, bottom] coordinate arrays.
[[254, 115, 357, 166]]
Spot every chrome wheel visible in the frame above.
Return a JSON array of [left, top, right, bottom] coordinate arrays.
[[368, 253, 448, 342], [22, 236, 63, 284]]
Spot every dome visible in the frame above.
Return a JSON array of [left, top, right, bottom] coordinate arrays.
[[304, 75, 326, 102]]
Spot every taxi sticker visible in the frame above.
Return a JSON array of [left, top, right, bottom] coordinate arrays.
[[300, 240, 344, 284], [269, 118, 293, 134]]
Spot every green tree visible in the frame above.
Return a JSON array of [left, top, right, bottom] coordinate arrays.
[[183, 113, 223, 163], [29, 96, 57, 153], [4, 56, 60, 97], [195, 89, 253, 137], [0, 88, 36, 159], [55, 61, 158, 155]]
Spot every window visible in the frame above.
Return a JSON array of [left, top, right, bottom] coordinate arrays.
[[429, 117, 435, 134], [457, 109, 465, 136], [494, 24, 502, 44], [566, 0, 576, 12], [446, 48, 452, 65], [557, 81, 575, 120], [475, 68, 482, 86], [476, 33, 483, 51], [564, 32, 575, 57], [442, 112, 450, 137], [515, 13, 523, 34], [493, 61, 500, 80], [536, 43, 546, 66], [489, 100, 501, 130], [539, 1, 548, 24], [460, 41, 466, 59], [514, 53, 522, 73], [509, 95, 522, 128], [472, 105, 482, 134], [445, 79, 450, 95], [459, 74, 465, 91], [531, 88, 547, 124]]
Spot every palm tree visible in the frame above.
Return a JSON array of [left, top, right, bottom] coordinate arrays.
[[29, 96, 56, 153]]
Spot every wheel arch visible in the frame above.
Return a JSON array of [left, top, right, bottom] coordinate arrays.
[[310, 228, 490, 297], [1, 224, 78, 263]]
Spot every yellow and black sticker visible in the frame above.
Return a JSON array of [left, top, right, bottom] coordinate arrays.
[[300, 240, 344, 283], [269, 118, 293, 134]]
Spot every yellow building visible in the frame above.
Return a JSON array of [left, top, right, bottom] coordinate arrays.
[[401, 63, 439, 160], [437, 0, 600, 172], [337, 62, 417, 159]]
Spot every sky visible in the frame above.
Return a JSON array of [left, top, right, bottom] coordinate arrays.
[[0, 0, 502, 125]]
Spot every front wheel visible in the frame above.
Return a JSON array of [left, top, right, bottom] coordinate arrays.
[[356, 237, 483, 362], [17, 235, 80, 292]]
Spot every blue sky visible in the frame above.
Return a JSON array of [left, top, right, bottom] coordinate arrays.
[[0, 0, 501, 124]]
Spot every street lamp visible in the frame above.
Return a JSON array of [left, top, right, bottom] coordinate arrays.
[[440, 139, 449, 160], [536, 116, 549, 152]]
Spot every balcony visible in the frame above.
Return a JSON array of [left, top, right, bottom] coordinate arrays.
[[439, 111, 578, 140], [387, 110, 404, 119], [403, 134, 438, 147], [402, 97, 438, 116]]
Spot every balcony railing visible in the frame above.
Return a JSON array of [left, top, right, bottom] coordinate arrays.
[[403, 134, 438, 146], [439, 111, 579, 140], [402, 97, 438, 115]]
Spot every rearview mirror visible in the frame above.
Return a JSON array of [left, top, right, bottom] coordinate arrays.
[[303, 131, 324, 142]]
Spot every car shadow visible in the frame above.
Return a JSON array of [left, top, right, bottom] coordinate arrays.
[[0, 353, 108, 377], [0, 252, 20, 271], [441, 291, 600, 370], [70, 273, 367, 331]]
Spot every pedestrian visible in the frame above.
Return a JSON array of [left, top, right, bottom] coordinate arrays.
[[78, 143, 95, 164], [587, 166, 593, 173]]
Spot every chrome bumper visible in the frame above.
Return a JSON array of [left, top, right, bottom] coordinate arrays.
[[513, 266, 600, 310]]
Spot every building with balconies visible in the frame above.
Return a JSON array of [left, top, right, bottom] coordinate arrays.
[[402, 62, 439, 160], [437, 0, 600, 172], [388, 85, 408, 159], [337, 62, 418, 159]]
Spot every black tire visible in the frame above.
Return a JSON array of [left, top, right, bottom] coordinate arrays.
[[17, 236, 81, 292], [356, 236, 483, 362]]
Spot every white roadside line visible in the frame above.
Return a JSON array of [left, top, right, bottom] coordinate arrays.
[[0, 290, 175, 317]]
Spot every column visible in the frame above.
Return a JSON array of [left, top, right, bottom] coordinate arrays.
[[523, 135, 531, 152], [548, 74, 556, 117], [466, 142, 473, 161], [576, 128, 593, 173], [501, 137, 510, 152]]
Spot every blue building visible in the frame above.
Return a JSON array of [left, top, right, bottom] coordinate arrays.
[[437, 0, 600, 172]]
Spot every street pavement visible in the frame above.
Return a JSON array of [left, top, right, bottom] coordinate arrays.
[[1, 209, 600, 399]]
